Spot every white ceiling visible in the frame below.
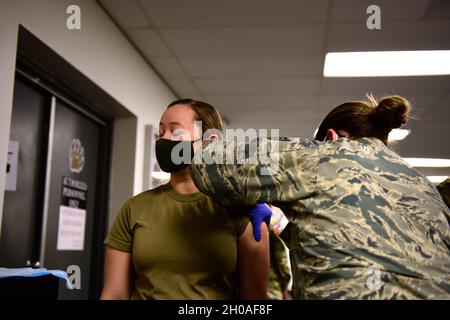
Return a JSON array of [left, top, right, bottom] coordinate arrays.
[[98, 0, 450, 176]]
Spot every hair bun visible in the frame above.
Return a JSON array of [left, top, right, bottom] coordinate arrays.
[[373, 96, 411, 131]]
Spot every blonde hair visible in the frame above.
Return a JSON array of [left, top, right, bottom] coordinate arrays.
[[167, 99, 224, 139]]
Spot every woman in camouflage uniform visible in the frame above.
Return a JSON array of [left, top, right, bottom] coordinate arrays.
[[190, 95, 450, 299]]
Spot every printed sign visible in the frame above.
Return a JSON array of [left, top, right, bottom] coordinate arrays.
[[5, 140, 19, 191], [61, 176, 87, 209], [57, 176, 88, 251], [57, 205, 86, 251]]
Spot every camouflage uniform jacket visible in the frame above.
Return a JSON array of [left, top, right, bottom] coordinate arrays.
[[190, 136, 450, 299], [268, 232, 292, 300]]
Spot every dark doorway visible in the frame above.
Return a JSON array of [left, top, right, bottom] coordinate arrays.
[[0, 76, 51, 269], [0, 24, 135, 300], [1, 71, 112, 299], [42, 98, 107, 300]]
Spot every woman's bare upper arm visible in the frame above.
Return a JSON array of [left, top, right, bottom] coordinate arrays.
[[238, 222, 270, 300], [100, 246, 133, 300]]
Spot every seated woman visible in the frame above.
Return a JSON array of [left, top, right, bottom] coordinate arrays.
[[100, 99, 269, 300]]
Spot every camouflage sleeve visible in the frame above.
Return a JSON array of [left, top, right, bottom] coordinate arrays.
[[268, 232, 291, 300], [271, 233, 292, 289], [190, 136, 320, 211]]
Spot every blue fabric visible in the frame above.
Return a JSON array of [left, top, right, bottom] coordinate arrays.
[[0, 268, 72, 288]]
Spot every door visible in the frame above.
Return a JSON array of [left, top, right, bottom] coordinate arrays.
[[42, 99, 103, 300], [1, 73, 110, 299], [0, 77, 50, 268]]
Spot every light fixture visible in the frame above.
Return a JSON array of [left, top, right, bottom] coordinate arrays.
[[403, 158, 450, 168], [323, 50, 450, 77], [388, 129, 411, 142], [151, 171, 170, 180], [427, 176, 448, 184]]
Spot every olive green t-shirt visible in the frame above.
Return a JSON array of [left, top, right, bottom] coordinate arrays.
[[104, 183, 250, 300]]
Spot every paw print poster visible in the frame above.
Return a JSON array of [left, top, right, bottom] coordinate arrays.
[[69, 138, 85, 174]]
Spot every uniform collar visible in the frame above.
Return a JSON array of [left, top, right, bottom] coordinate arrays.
[[164, 183, 206, 202], [357, 137, 385, 147]]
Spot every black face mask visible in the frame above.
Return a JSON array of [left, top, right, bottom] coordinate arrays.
[[155, 139, 200, 173]]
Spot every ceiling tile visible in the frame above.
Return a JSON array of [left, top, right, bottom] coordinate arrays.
[[160, 25, 326, 56], [99, 0, 150, 28], [320, 77, 450, 96], [225, 120, 319, 138], [318, 93, 445, 113], [417, 93, 450, 124], [395, 139, 450, 158], [141, 0, 330, 27], [179, 55, 323, 78], [224, 110, 313, 122], [204, 95, 319, 110], [423, 0, 450, 20], [326, 20, 450, 52], [194, 77, 320, 95], [329, 0, 434, 23], [150, 57, 186, 77], [165, 78, 200, 97], [127, 28, 172, 56]]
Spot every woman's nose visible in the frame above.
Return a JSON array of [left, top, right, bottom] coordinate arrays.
[[160, 132, 172, 140]]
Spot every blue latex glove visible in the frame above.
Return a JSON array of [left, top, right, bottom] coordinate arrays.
[[248, 204, 272, 242]]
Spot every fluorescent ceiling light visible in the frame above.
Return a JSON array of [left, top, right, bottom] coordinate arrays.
[[403, 158, 450, 168], [388, 129, 411, 142], [323, 50, 450, 77], [151, 171, 170, 180], [427, 176, 448, 184]]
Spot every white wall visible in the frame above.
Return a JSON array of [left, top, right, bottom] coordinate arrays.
[[0, 0, 176, 229]]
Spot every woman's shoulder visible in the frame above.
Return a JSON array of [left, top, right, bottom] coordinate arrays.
[[213, 203, 250, 237]]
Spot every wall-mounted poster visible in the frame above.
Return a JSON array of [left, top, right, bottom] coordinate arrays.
[[5, 140, 19, 192], [57, 176, 88, 251], [69, 138, 85, 174], [56, 205, 86, 251]]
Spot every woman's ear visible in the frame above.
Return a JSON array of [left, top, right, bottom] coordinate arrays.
[[326, 129, 339, 142]]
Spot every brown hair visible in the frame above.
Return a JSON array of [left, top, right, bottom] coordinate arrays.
[[167, 99, 224, 137], [315, 94, 411, 145]]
